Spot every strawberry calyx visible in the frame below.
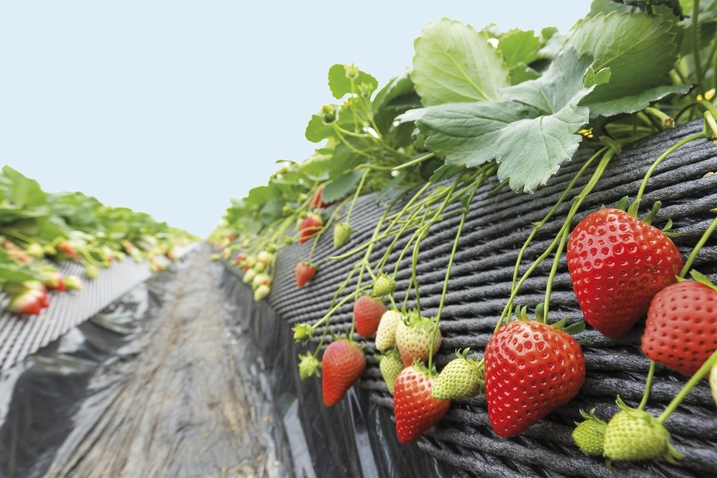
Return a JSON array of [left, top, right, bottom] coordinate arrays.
[[298, 351, 321, 380], [680, 269, 717, 293], [292, 323, 314, 344]]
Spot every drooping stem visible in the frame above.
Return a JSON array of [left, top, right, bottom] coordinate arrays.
[[638, 361, 656, 411], [658, 348, 717, 423], [543, 225, 569, 320], [680, 214, 717, 277]]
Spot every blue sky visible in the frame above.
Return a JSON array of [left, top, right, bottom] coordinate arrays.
[[0, 1, 592, 237]]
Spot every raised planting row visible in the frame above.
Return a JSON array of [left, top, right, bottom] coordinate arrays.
[[211, 0, 717, 474]]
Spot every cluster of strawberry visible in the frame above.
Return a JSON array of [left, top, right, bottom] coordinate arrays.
[[234, 249, 275, 302]]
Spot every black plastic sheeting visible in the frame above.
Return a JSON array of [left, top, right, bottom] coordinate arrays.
[[223, 119, 717, 478], [0, 247, 294, 478]]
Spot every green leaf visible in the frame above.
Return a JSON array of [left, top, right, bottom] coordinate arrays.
[[584, 66, 611, 88], [588, 84, 690, 117], [497, 29, 541, 69], [412, 18, 509, 106], [0, 263, 37, 283], [501, 47, 594, 114], [327, 64, 378, 100], [322, 170, 364, 203], [508, 63, 540, 85], [568, 12, 679, 106], [305, 114, 337, 143], [495, 102, 590, 193], [259, 198, 285, 226], [587, 0, 635, 17], [372, 69, 420, 135], [417, 100, 536, 167], [2, 166, 47, 207]]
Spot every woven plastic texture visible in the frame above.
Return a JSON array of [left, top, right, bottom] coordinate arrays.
[[0, 244, 197, 372], [235, 120, 717, 478]]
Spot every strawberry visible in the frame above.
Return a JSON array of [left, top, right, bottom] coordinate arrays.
[[641, 278, 717, 376], [10, 281, 51, 308], [333, 222, 352, 248], [252, 273, 271, 291], [395, 311, 441, 367], [321, 339, 366, 407], [233, 252, 246, 266], [8, 291, 43, 315], [375, 310, 403, 351], [242, 268, 257, 284], [257, 250, 274, 267], [294, 261, 317, 288], [378, 348, 403, 395], [572, 409, 607, 456], [299, 213, 323, 243], [254, 284, 271, 302], [710, 363, 717, 407], [603, 398, 682, 464], [25, 243, 45, 258], [354, 295, 387, 337], [85, 263, 99, 279], [372, 273, 396, 297], [484, 320, 585, 437], [393, 363, 451, 444], [567, 208, 683, 338], [309, 186, 329, 209], [64, 275, 83, 291], [56, 240, 79, 260], [432, 349, 483, 400], [44, 272, 66, 291]]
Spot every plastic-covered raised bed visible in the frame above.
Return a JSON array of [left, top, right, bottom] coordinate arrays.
[[219, 120, 717, 478]]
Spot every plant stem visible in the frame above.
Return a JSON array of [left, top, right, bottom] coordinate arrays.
[[635, 133, 709, 204], [638, 361, 656, 410], [393, 153, 435, 170], [543, 226, 569, 320], [693, 0, 705, 99], [657, 348, 717, 423], [679, 214, 717, 277], [346, 169, 370, 223]]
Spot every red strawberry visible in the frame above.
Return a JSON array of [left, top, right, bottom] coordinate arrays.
[[484, 320, 585, 437], [299, 213, 323, 243], [8, 291, 43, 315], [393, 363, 451, 444], [567, 208, 683, 338], [354, 295, 387, 337], [642, 279, 717, 376], [56, 240, 79, 260], [44, 272, 66, 291], [234, 252, 246, 266], [294, 261, 317, 288], [321, 339, 366, 406], [309, 187, 329, 209]]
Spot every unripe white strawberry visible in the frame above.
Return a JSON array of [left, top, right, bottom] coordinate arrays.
[[395, 311, 441, 367], [375, 310, 403, 351]]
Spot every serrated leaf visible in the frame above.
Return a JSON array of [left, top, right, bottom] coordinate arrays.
[[497, 29, 541, 69], [568, 12, 679, 105], [305, 114, 337, 143], [587, 0, 635, 17], [412, 18, 509, 106], [416, 100, 536, 168], [509, 63, 540, 85], [322, 170, 364, 202], [588, 84, 690, 117], [372, 70, 421, 136], [501, 47, 594, 114], [259, 198, 285, 226], [584, 66, 611, 87], [495, 102, 590, 193], [0, 264, 37, 283], [327, 64, 378, 100]]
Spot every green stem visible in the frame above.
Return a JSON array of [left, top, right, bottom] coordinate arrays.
[[427, 185, 477, 371], [345, 169, 370, 223], [393, 153, 435, 171], [543, 225, 569, 321], [657, 348, 717, 423], [635, 133, 709, 204], [638, 361, 656, 411], [679, 214, 717, 277]]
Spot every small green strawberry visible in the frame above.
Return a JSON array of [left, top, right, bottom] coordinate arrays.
[[242, 268, 257, 284], [375, 310, 403, 351], [395, 310, 441, 367], [572, 409, 607, 456], [253, 284, 270, 302], [603, 397, 682, 465], [432, 349, 483, 400], [292, 323, 314, 344], [710, 363, 717, 407], [378, 349, 403, 395], [298, 352, 321, 380], [333, 222, 352, 248], [372, 273, 396, 297], [85, 264, 99, 280]]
